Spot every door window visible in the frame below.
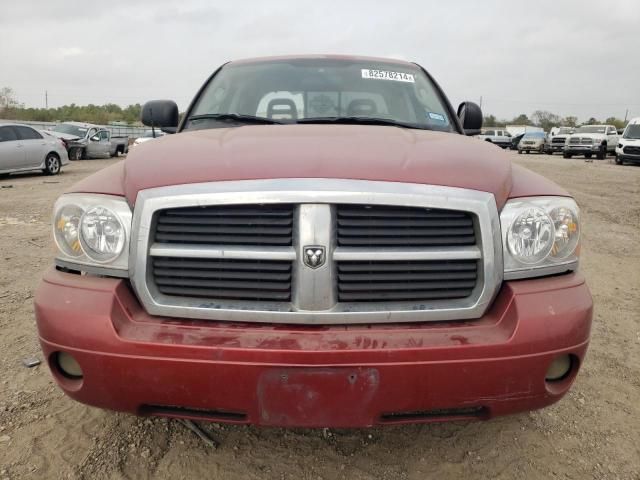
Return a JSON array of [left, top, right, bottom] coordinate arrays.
[[14, 126, 43, 140], [99, 130, 110, 141], [484, 130, 495, 136], [0, 126, 18, 142]]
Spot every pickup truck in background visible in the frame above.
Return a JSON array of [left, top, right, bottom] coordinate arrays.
[[35, 55, 592, 428], [548, 127, 575, 155], [563, 124, 619, 160], [476, 128, 512, 148], [50, 121, 129, 160]]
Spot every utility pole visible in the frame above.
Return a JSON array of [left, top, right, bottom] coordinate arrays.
[[479, 96, 483, 109], [45, 90, 48, 109], [624, 109, 628, 122]]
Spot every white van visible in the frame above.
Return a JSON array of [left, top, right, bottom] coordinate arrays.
[[615, 117, 640, 165]]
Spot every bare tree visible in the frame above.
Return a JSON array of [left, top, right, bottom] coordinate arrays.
[[532, 110, 561, 131], [0, 87, 22, 114]]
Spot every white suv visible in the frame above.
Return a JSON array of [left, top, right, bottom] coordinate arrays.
[[615, 117, 640, 165]]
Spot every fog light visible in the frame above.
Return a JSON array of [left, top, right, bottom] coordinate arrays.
[[56, 352, 83, 378], [545, 355, 571, 381]]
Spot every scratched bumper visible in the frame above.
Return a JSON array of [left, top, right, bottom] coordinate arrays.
[[35, 268, 592, 427]]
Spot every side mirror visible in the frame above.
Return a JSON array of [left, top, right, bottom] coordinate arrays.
[[141, 100, 179, 130], [457, 101, 483, 136], [90, 135, 100, 142]]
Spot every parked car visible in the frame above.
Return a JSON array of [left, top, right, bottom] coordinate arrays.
[[517, 131, 549, 154], [0, 123, 69, 176], [548, 127, 575, 155], [36, 55, 591, 428], [615, 117, 640, 165], [476, 128, 512, 148], [131, 129, 166, 148], [563, 125, 619, 159], [509, 132, 525, 150], [50, 122, 129, 160]]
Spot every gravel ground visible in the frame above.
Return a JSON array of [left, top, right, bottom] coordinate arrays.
[[0, 152, 638, 479]]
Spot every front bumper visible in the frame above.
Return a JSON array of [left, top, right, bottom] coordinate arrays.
[[565, 145, 599, 154], [35, 268, 592, 428], [549, 144, 565, 152], [616, 147, 640, 163]]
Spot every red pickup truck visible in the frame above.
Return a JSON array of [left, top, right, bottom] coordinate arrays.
[[35, 55, 592, 428]]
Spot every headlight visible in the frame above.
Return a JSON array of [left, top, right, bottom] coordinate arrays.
[[501, 197, 580, 279], [53, 194, 132, 274]]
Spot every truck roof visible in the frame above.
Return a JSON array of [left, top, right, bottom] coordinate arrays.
[[229, 54, 415, 67]]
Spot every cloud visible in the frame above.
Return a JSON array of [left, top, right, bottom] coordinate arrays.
[[56, 47, 85, 58], [0, 0, 638, 121]]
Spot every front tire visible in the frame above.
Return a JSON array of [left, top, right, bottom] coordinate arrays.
[[43, 153, 61, 175], [585, 153, 592, 159], [70, 147, 83, 161], [563, 152, 572, 159], [596, 143, 606, 160], [615, 155, 624, 165]]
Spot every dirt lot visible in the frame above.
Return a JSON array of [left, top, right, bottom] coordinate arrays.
[[0, 152, 638, 479]]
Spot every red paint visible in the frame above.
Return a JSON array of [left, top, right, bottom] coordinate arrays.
[[35, 268, 592, 427], [69, 126, 569, 208]]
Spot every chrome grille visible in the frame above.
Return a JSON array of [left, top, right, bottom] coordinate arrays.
[[552, 137, 566, 144], [569, 137, 592, 145], [336, 205, 475, 247], [337, 260, 478, 302], [131, 179, 502, 324]]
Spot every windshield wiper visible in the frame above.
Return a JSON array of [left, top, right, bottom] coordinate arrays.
[[187, 113, 285, 125], [296, 116, 429, 130]]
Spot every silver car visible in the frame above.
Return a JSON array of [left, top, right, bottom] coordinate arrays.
[[0, 123, 69, 176]]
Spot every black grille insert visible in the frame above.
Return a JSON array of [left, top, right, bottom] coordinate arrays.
[[336, 205, 475, 247], [154, 204, 294, 246], [152, 257, 292, 302], [337, 260, 478, 302], [623, 145, 640, 155]]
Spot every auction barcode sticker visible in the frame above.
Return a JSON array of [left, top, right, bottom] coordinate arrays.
[[361, 69, 415, 83]]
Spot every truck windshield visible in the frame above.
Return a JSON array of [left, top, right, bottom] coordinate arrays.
[[623, 124, 640, 139], [186, 59, 454, 132], [53, 124, 88, 137], [576, 126, 606, 134]]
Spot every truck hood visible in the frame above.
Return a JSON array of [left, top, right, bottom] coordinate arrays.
[[47, 131, 80, 141], [567, 133, 606, 141], [122, 125, 513, 207]]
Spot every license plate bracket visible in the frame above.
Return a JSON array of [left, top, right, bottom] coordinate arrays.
[[256, 367, 380, 427]]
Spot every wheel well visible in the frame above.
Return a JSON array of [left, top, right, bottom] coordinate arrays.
[[484, 138, 492, 142], [46, 151, 60, 159]]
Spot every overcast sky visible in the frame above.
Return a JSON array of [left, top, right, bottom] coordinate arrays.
[[1, 0, 639, 121]]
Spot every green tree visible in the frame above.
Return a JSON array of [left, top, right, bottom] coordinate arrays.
[[562, 116, 578, 127], [511, 114, 532, 126], [483, 114, 497, 127], [605, 117, 627, 129], [585, 117, 600, 125]]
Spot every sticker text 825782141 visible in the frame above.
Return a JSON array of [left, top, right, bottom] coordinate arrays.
[[361, 69, 415, 83]]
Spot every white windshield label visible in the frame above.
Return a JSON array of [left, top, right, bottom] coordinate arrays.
[[361, 69, 415, 83]]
